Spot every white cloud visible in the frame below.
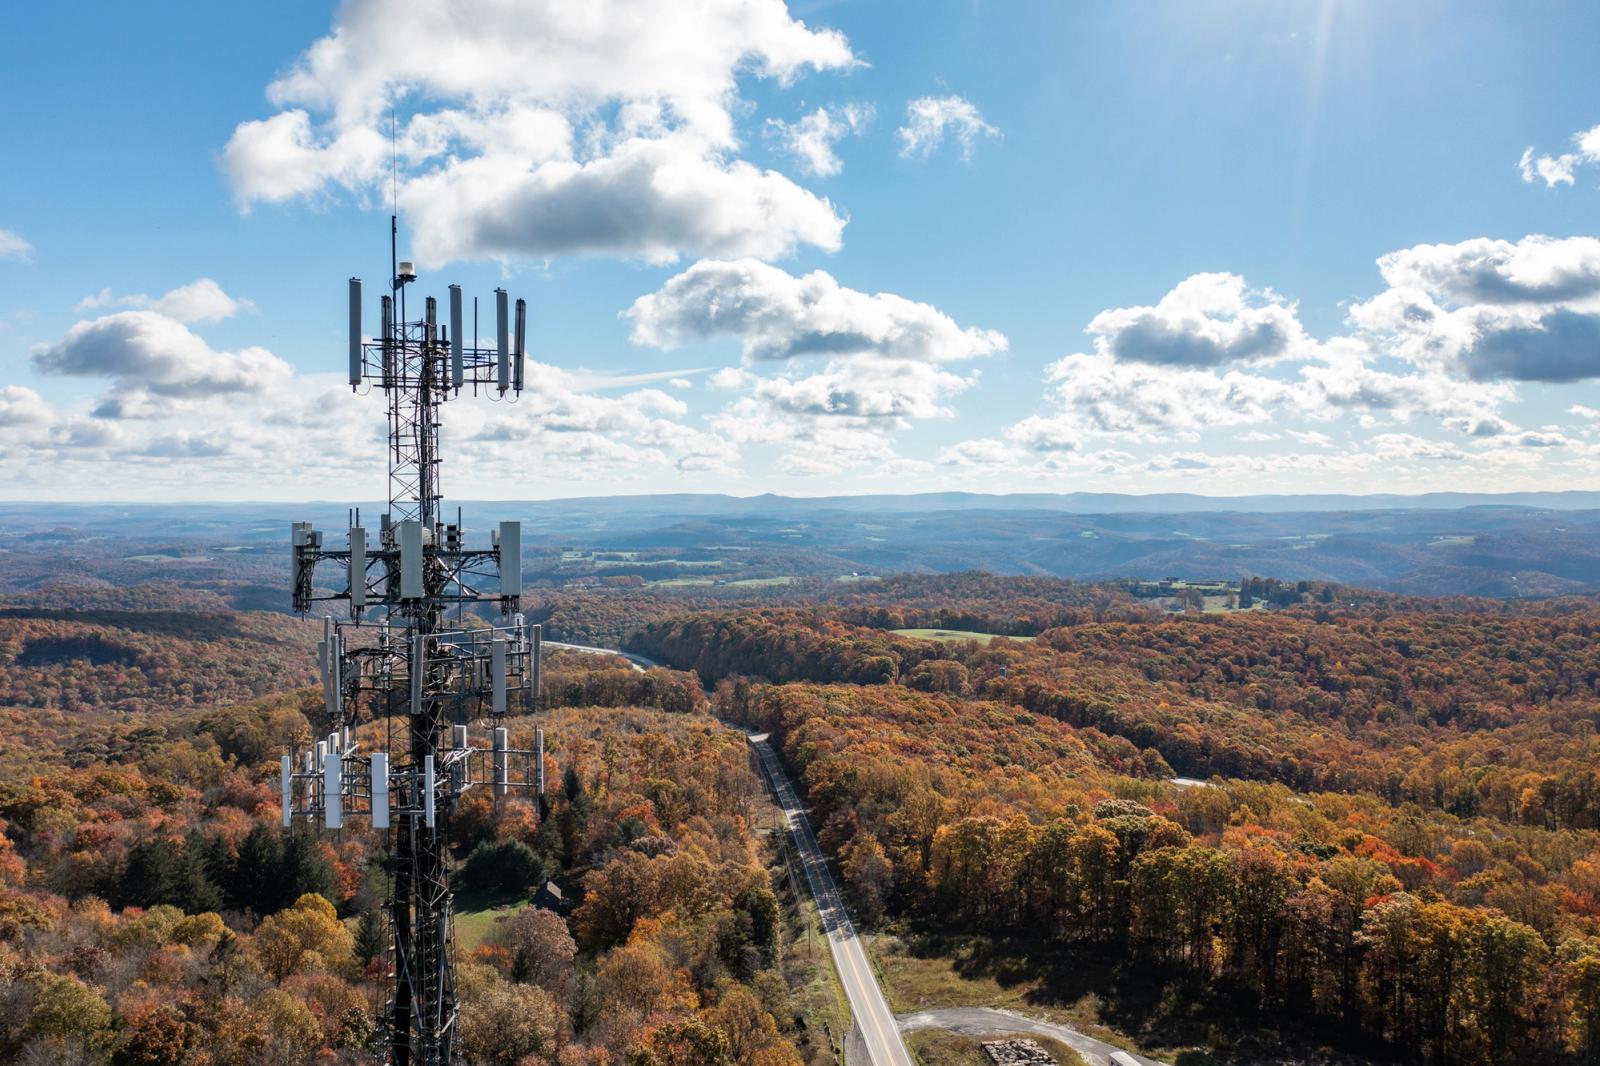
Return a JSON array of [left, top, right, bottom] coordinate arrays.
[[709, 356, 975, 472], [32, 311, 291, 401], [0, 386, 54, 427], [75, 279, 252, 324], [767, 103, 872, 177], [1351, 235, 1600, 382], [937, 437, 1023, 467], [1518, 124, 1600, 188], [10, 291, 743, 495], [626, 258, 1003, 474], [224, 0, 857, 266], [627, 258, 1006, 362], [0, 229, 31, 262], [1087, 273, 1311, 367], [1519, 146, 1578, 187], [897, 95, 998, 160], [397, 135, 844, 265], [1016, 351, 1291, 444]]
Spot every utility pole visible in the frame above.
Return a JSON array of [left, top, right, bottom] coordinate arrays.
[[286, 223, 546, 1065]]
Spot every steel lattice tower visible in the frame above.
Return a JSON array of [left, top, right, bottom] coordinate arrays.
[[286, 218, 546, 1066]]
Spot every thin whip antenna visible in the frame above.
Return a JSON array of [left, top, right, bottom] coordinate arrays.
[[391, 106, 398, 218]]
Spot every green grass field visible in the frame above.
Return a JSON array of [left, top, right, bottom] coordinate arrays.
[[891, 629, 1035, 645], [452, 888, 530, 952]]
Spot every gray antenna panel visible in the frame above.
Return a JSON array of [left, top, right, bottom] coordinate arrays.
[[495, 288, 510, 394], [349, 526, 367, 610], [491, 635, 507, 715], [348, 278, 363, 387], [398, 520, 423, 599], [513, 298, 526, 393], [498, 521, 521, 598], [449, 284, 464, 389], [280, 754, 292, 827]]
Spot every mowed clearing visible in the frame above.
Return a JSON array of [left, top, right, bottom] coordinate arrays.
[[892, 628, 1036, 645]]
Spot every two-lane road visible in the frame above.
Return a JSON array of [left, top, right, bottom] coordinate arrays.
[[549, 641, 1170, 1066], [748, 731, 916, 1066]]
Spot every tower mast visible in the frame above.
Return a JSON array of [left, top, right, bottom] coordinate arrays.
[[288, 229, 543, 1065]]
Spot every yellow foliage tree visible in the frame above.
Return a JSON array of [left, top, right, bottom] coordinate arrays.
[[251, 893, 352, 981]]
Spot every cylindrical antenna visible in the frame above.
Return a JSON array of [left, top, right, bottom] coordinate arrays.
[[425, 296, 437, 347], [380, 295, 394, 390], [513, 298, 526, 394], [449, 285, 464, 391], [348, 278, 362, 388], [495, 289, 510, 394]]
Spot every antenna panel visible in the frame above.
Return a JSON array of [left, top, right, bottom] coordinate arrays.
[[398, 520, 423, 599], [493, 727, 509, 797], [423, 755, 436, 828], [371, 753, 390, 829], [535, 727, 545, 796], [324, 751, 343, 829], [495, 288, 510, 394], [410, 633, 425, 716], [348, 278, 363, 386], [281, 754, 293, 827], [491, 635, 507, 715], [498, 520, 521, 598], [449, 284, 465, 389], [513, 297, 526, 393], [349, 526, 367, 609]]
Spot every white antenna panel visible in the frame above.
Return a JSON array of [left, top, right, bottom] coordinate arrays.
[[371, 753, 390, 829], [398, 520, 423, 599], [498, 521, 521, 598], [349, 526, 366, 609], [324, 752, 343, 829]]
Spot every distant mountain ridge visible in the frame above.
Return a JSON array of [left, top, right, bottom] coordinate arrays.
[[4, 492, 1600, 600], [6, 488, 1600, 522]]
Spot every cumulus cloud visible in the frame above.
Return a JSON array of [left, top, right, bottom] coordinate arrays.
[[11, 297, 743, 495], [1087, 273, 1311, 367], [1519, 124, 1600, 188], [1016, 352, 1291, 444], [625, 259, 1001, 473], [1351, 235, 1600, 382], [627, 258, 1006, 362], [0, 386, 54, 427], [985, 246, 1560, 465], [937, 437, 1024, 467], [0, 228, 31, 262], [398, 136, 844, 264], [223, 0, 857, 265], [74, 279, 252, 324], [896, 95, 998, 160], [1372, 236, 1600, 306], [708, 356, 975, 472], [33, 311, 291, 400], [767, 103, 872, 177]]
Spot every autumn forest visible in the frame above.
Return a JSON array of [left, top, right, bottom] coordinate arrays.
[[6, 573, 1600, 1064]]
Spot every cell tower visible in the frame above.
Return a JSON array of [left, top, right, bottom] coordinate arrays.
[[284, 218, 547, 1066]]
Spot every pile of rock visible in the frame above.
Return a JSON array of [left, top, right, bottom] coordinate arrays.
[[980, 1038, 1056, 1064]]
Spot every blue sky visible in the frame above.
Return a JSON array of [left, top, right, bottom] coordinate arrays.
[[4, 0, 1600, 501]]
